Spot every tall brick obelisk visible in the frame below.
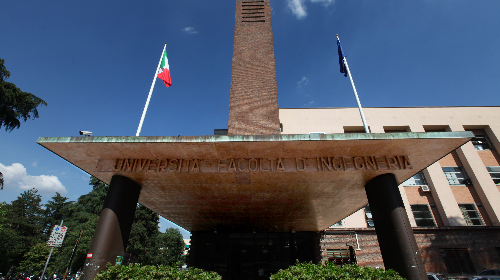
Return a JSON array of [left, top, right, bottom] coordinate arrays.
[[228, 0, 281, 135]]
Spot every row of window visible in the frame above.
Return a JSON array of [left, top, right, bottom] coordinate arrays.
[[363, 203, 484, 227], [472, 134, 494, 151], [404, 166, 500, 186], [308, 130, 494, 152]]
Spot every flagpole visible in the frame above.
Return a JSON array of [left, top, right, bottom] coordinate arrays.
[[337, 35, 370, 133], [136, 43, 167, 136]]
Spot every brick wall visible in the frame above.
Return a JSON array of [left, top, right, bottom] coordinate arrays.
[[322, 228, 500, 276], [405, 186, 445, 227], [228, 0, 280, 135], [478, 150, 500, 166], [321, 230, 386, 269], [439, 151, 463, 166]]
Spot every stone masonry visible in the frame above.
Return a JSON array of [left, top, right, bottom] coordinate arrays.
[[228, 0, 280, 135], [322, 228, 500, 275]]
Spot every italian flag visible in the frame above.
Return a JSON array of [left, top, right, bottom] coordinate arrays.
[[157, 50, 172, 87]]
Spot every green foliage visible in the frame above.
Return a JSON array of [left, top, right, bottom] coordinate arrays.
[[0, 58, 47, 132], [0, 176, 182, 276], [78, 176, 109, 216], [8, 188, 46, 240], [156, 228, 186, 266], [17, 243, 58, 275], [95, 263, 222, 280], [43, 192, 72, 234], [0, 171, 3, 189], [52, 209, 98, 275], [52, 176, 107, 274], [0, 189, 47, 273], [0, 223, 25, 273], [125, 205, 160, 265], [0, 202, 6, 229], [270, 262, 406, 280]]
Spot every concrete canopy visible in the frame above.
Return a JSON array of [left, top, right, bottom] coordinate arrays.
[[37, 132, 472, 232]]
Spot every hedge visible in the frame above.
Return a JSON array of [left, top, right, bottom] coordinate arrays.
[[95, 261, 406, 280], [270, 262, 407, 280], [94, 263, 222, 280]]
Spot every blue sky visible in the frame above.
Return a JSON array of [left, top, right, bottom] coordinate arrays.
[[1, 0, 500, 238]]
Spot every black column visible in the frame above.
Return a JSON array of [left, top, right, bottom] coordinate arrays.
[[365, 173, 426, 280], [81, 175, 141, 280]]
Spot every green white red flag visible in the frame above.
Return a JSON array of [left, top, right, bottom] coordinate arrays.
[[157, 50, 171, 87]]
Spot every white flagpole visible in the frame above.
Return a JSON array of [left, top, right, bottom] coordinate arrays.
[[136, 43, 167, 136], [337, 35, 370, 133]]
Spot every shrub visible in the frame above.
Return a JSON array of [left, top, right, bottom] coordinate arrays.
[[95, 263, 222, 280], [270, 262, 406, 280]]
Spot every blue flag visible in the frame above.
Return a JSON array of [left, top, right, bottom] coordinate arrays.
[[337, 37, 347, 77]]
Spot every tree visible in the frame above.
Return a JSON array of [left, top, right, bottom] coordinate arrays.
[[156, 228, 185, 266], [0, 171, 3, 189], [53, 176, 107, 274], [8, 188, 46, 241], [43, 192, 72, 234], [125, 205, 160, 265], [17, 243, 59, 276], [51, 176, 174, 274], [52, 205, 98, 276], [0, 189, 46, 274], [78, 176, 109, 216], [0, 202, 6, 229], [0, 226, 25, 275], [0, 58, 47, 132]]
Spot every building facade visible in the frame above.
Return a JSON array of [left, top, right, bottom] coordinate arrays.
[[279, 106, 500, 275]]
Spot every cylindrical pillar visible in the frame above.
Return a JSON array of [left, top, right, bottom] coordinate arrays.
[[365, 173, 426, 280], [81, 175, 141, 280]]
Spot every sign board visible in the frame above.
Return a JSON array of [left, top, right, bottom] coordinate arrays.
[[115, 256, 123, 265], [46, 225, 68, 247]]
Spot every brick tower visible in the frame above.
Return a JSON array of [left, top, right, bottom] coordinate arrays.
[[228, 0, 281, 135]]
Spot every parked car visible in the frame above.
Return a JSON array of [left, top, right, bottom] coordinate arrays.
[[477, 270, 500, 277], [427, 272, 445, 280], [446, 276, 472, 280]]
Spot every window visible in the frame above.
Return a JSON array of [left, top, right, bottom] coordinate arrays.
[[403, 171, 428, 186], [327, 248, 355, 265], [442, 167, 468, 185], [472, 134, 493, 151], [486, 166, 500, 184], [364, 205, 374, 227], [459, 204, 484, 225], [214, 129, 228, 135], [440, 248, 476, 274], [329, 220, 343, 227], [410, 205, 436, 227]]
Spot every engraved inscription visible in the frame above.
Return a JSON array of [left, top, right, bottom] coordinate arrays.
[[96, 155, 413, 173]]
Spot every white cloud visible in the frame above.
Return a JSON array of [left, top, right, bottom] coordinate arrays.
[[287, 0, 335, 19], [32, 162, 37, 167], [182, 27, 198, 34], [0, 163, 67, 196], [288, 0, 307, 19], [297, 76, 309, 86], [310, 0, 335, 7]]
